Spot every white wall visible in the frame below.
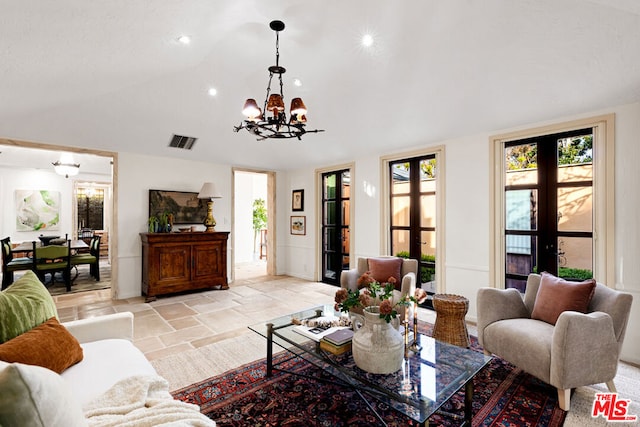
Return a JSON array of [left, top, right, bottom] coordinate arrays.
[[115, 152, 232, 299], [280, 102, 640, 364], [280, 169, 316, 280]]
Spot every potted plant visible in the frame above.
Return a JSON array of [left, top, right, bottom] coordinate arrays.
[[252, 198, 267, 253]]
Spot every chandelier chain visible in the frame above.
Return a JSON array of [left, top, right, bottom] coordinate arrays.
[[275, 30, 284, 101]]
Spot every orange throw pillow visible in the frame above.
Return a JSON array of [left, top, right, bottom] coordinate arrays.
[[531, 272, 596, 325], [368, 257, 403, 290], [0, 317, 83, 374]]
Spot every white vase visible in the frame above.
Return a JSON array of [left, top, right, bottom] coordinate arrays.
[[351, 306, 404, 374]]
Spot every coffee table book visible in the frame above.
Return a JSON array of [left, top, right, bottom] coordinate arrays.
[[322, 328, 354, 346], [293, 325, 349, 342], [319, 338, 352, 355]]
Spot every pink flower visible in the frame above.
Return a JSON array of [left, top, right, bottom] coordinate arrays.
[[387, 276, 397, 284], [414, 288, 428, 304], [357, 272, 375, 288], [359, 292, 372, 307], [379, 299, 393, 316], [334, 288, 348, 304]]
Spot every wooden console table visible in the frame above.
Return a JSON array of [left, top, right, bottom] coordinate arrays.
[[140, 231, 229, 301]]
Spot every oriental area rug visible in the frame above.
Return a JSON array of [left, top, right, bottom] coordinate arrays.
[[173, 324, 566, 427]]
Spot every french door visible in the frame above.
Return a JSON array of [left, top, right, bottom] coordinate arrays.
[[322, 169, 350, 285], [504, 128, 594, 291], [389, 155, 437, 295]]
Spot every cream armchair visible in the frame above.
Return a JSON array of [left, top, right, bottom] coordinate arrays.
[[340, 256, 418, 319], [477, 273, 633, 411]]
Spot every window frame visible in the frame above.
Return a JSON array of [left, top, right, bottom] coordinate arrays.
[[490, 114, 615, 288], [381, 146, 446, 293]]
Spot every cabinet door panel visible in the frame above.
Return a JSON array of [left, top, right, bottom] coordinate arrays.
[[158, 245, 191, 282], [193, 243, 225, 281]]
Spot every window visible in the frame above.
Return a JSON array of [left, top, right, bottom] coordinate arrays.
[[491, 115, 614, 289], [504, 129, 593, 290], [385, 147, 444, 298]]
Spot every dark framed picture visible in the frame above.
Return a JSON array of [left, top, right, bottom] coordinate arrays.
[[292, 189, 304, 211], [290, 215, 306, 235], [149, 190, 207, 224]]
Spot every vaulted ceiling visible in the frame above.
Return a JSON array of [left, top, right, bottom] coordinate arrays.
[[1, 0, 639, 171]]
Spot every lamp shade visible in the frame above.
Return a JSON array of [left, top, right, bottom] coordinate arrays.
[[266, 94, 285, 113], [197, 182, 222, 199], [290, 98, 307, 116], [242, 98, 261, 120]]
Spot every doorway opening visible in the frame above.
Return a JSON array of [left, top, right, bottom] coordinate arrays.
[[233, 170, 272, 280], [0, 139, 117, 297]]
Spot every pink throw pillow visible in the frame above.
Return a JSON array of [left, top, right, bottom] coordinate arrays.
[[367, 258, 403, 290], [531, 271, 596, 325]]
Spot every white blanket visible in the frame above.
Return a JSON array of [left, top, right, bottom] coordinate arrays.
[[84, 375, 216, 427]]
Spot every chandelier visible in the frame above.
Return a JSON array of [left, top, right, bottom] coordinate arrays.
[[52, 153, 80, 178], [234, 20, 324, 141]]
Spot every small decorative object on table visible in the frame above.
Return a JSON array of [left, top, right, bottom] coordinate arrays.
[[409, 288, 429, 353]]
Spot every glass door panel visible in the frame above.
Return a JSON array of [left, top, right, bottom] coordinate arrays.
[[323, 169, 350, 285], [392, 197, 410, 226], [557, 187, 593, 232], [505, 190, 538, 230], [390, 155, 437, 300], [558, 236, 593, 279]]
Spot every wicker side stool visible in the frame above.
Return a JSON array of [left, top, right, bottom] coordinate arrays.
[[432, 294, 470, 348]]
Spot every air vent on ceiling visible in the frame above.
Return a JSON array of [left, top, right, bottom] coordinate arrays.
[[168, 134, 198, 150]]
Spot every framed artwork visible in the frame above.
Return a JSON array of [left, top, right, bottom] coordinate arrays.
[[15, 189, 61, 231], [149, 189, 208, 224], [292, 189, 304, 211], [290, 215, 306, 235]]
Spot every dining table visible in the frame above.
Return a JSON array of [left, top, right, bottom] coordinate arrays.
[[13, 239, 89, 253]]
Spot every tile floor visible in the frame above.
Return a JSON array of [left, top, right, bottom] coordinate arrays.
[[53, 266, 437, 362]]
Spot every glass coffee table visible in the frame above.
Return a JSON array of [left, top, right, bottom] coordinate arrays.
[[249, 304, 492, 426]]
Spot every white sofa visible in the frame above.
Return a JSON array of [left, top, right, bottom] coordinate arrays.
[[1, 309, 216, 426], [61, 311, 158, 406]]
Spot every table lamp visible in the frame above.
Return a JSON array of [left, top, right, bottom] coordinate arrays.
[[197, 182, 222, 232]]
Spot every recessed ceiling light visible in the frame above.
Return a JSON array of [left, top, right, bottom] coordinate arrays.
[[362, 34, 374, 47], [208, 88, 217, 96], [177, 35, 191, 45], [293, 78, 302, 87]]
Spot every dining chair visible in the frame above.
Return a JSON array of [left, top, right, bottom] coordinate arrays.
[[71, 235, 101, 281], [33, 240, 72, 291], [1, 237, 33, 290]]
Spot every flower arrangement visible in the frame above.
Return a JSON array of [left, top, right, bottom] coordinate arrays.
[[334, 272, 411, 323]]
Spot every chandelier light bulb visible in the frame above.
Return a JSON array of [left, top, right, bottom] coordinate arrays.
[[242, 98, 261, 119]]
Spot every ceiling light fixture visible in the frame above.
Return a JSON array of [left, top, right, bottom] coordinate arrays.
[[362, 34, 374, 47], [233, 20, 324, 141], [52, 153, 80, 178]]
